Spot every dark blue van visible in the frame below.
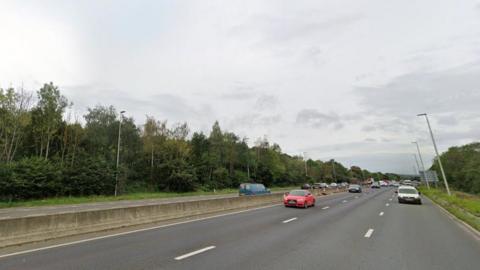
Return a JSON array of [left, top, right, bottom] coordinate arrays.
[[239, 183, 271, 196]]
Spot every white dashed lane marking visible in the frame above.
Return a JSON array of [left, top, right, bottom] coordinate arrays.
[[364, 229, 374, 238], [282, 217, 298, 224], [174, 246, 216, 261]]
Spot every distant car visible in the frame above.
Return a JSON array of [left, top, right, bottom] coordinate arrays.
[[329, 183, 338, 188], [239, 183, 270, 196], [301, 183, 312, 190], [397, 185, 422, 204], [348, 184, 362, 193], [284, 190, 316, 208], [340, 182, 348, 187], [371, 182, 380, 188], [313, 183, 328, 189], [402, 180, 413, 186], [380, 181, 388, 187], [393, 182, 400, 187]]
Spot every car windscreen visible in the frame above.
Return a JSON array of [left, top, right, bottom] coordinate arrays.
[[398, 188, 418, 194], [252, 184, 265, 191], [349, 185, 360, 188], [289, 190, 307, 196]]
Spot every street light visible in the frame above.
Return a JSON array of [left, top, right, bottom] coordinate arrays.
[[417, 113, 451, 195], [114, 110, 126, 197], [412, 154, 421, 176], [331, 159, 337, 182], [412, 141, 430, 189], [303, 152, 308, 177]]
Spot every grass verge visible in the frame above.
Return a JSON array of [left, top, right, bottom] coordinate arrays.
[[0, 186, 297, 209], [419, 187, 480, 232]]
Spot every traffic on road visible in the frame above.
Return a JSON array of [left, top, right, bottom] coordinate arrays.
[[1, 184, 479, 270]]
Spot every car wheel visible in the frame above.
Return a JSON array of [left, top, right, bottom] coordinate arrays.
[[311, 201, 315, 207], [417, 200, 422, 205], [398, 199, 403, 204]]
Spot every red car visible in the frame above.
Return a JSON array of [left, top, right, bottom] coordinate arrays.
[[283, 190, 316, 208]]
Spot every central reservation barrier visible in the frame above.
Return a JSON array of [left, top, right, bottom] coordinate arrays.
[[0, 188, 345, 248]]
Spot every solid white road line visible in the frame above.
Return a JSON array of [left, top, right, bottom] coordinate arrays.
[[364, 229, 374, 238], [282, 217, 298, 224], [379, 212, 384, 216], [0, 204, 280, 259], [174, 246, 216, 261], [322, 206, 330, 210], [354, 196, 359, 199], [385, 203, 390, 206], [342, 200, 348, 203], [389, 198, 392, 201]]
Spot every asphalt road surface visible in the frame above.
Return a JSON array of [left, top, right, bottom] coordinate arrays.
[[1, 188, 479, 270]]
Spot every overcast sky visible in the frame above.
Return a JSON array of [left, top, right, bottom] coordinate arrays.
[[1, 0, 480, 174]]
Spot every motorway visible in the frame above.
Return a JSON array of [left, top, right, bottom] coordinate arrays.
[[1, 188, 479, 270]]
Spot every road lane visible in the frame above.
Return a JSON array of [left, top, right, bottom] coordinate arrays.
[[367, 195, 480, 270], [1, 187, 478, 270], [0, 191, 358, 269]]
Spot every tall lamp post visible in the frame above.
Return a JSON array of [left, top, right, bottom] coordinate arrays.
[[115, 110, 126, 197], [417, 113, 451, 195], [331, 159, 337, 183], [412, 141, 429, 189], [303, 152, 308, 177]]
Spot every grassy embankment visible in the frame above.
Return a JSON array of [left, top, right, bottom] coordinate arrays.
[[419, 187, 480, 232], [0, 186, 297, 209]]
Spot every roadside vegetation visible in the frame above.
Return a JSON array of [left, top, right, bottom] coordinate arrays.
[[0, 186, 297, 209], [420, 187, 480, 232], [430, 142, 480, 194], [1, 83, 399, 203]]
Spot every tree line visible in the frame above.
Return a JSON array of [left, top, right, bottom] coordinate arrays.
[[431, 142, 480, 194], [0, 83, 399, 201]]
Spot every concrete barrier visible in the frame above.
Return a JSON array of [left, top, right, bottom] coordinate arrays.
[[0, 193, 283, 248]]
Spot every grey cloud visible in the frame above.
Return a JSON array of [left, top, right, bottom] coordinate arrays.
[[361, 125, 376, 132], [296, 109, 343, 129], [437, 114, 459, 126], [374, 118, 417, 134], [381, 137, 393, 142], [334, 153, 434, 174], [254, 94, 278, 111], [298, 141, 436, 173], [356, 61, 480, 118], [219, 82, 259, 101], [228, 113, 281, 128], [436, 128, 480, 145], [64, 84, 214, 125], [245, 12, 363, 44]]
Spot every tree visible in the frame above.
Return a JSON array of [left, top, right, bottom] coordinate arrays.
[[0, 82, 408, 200], [32, 83, 68, 160], [0, 87, 32, 163]]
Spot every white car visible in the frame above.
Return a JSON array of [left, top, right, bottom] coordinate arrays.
[[329, 183, 338, 188], [396, 185, 422, 204]]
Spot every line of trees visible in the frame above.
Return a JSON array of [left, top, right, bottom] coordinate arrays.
[[431, 142, 480, 194], [1, 83, 399, 201]]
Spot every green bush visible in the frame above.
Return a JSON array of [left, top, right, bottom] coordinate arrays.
[[61, 157, 115, 196], [10, 157, 61, 199]]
